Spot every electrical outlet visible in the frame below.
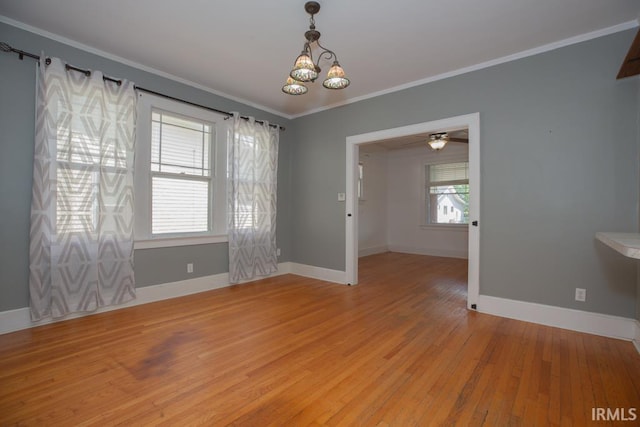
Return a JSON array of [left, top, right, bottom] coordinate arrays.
[[276, 248, 281, 256], [187, 263, 194, 273], [575, 288, 586, 302], [338, 192, 346, 202]]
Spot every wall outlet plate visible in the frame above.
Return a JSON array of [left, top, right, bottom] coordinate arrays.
[[338, 192, 346, 202], [187, 263, 194, 273], [575, 288, 586, 302]]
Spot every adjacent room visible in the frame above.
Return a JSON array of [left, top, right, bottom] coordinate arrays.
[[357, 129, 470, 258], [1, 0, 639, 425]]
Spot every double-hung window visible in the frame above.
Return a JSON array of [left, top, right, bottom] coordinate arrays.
[[150, 111, 211, 234], [425, 162, 469, 225], [56, 113, 102, 236], [135, 93, 228, 247]]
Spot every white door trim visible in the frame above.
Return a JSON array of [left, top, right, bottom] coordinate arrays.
[[345, 113, 480, 309]]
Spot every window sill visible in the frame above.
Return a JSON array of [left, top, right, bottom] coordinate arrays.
[[419, 224, 469, 232], [134, 234, 228, 250]]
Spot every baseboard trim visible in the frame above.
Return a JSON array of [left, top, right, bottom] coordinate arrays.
[[359, 245, 389, 258], [477, 295, 638, 343], [0, 262, 295, 336], [388, 245, 468, 259], [289, 262, 347, 284], [7, 267, 632, 353], [0, 262, 346, 335]]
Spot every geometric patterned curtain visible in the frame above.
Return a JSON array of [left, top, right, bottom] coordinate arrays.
[[227, 113, 279, 283], [29, 56, 136, 320]]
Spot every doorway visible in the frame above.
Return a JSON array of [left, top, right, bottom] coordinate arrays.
[[345, 113, 480, 309]]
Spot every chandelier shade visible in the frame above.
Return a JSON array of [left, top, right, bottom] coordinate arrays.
[[323, 61, 350, 89], [282, 77, 308, 95], [283, 2, 350, 95], [290, 53, 318, 82]]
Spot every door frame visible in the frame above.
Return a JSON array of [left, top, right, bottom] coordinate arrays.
[[345, 113, 480, 310]]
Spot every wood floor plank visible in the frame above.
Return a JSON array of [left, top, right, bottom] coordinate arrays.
[[1, 252, 639, 426]]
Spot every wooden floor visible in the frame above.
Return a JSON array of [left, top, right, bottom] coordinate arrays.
[[1, 253, 639, 426]]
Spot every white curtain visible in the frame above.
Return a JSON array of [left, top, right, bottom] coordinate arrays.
[[228, 113, 279, 283], [29, 56, 136, 320]]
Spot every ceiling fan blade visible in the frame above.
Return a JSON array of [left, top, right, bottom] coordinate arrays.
[[449, 137, 468, 143]]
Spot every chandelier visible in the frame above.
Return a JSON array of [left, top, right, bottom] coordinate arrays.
[[428, 133, 449, 151], [282, 1, 350, 95]]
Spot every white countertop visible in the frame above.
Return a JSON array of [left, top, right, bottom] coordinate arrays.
[[595, 232, 640, 259]]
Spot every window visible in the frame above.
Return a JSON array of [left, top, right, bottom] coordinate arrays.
[[53, 91, 134, 237], [425, 162, 469, 225], [135, 93, 228, 246], [358, 162, 364, 200], [150, 111, 211, 234], [56, 128, 100, 235], [231, 131, 259, 231]]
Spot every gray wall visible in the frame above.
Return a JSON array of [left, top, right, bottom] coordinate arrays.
[[1, 21, 638, 320], [0, 22, 292, 311], [290, 29, 639, 318]]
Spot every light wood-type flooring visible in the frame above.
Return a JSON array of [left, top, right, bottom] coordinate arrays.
[[1, 252, 639, 426]]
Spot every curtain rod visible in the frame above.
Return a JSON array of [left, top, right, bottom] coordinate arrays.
[[0, 41, 285, 131]]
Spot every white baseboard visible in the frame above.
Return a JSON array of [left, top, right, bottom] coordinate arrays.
[[477, 295, 638, 343], [0, 308, 32, 336], [0, 262, 348, 336], [388, 245, 468, 259], [289, 262, 346, 284], [359, 245, 389, 258], [8, 266, 634, 355], [0, 272, 236, 335]]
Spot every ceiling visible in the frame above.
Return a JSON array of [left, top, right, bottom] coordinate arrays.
[[0, 1, 638, 119], [361, 129, 469, 153]]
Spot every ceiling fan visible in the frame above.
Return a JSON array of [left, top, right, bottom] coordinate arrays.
[[427, 132, 468, 150]]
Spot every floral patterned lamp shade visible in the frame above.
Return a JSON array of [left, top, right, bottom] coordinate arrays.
[[282, 77, 308, 95], [323, 61, 350, 89], [290, 53, 318, 82]]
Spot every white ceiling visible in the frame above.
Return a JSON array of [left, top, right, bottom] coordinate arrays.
[[0, 0, 638, 119]]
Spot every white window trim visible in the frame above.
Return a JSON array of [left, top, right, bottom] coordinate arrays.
[[421, 160, 469, 228], [134, 234, 228, 250], [134, 92, 229, 248]]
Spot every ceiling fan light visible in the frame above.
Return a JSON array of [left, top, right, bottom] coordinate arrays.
[[322, 62, 350, 89], [290, 53, 318, 82], [428, 133, 449, 151], [428, 140, 447, 150], [282, 76, 308, 95]]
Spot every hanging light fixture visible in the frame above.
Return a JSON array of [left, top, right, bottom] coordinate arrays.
[[282, 1, 350, 95], [428, 133, 449, 151]]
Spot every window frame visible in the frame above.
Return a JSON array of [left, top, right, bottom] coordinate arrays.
[[357, 162, 364, 201], [134, 92, 229, 249], [422, 161, 469, 229]]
